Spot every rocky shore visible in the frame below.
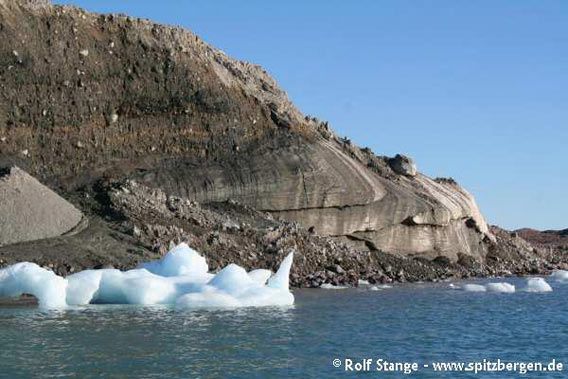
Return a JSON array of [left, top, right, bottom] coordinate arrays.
[[0, 0, 565, 288], [1, 171, 565, 288]]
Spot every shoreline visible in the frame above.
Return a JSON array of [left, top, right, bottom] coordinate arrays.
[[0, 271, 562, 309], [0, 295, 38, 307]]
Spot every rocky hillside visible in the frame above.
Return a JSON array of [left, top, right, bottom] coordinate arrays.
[[515, 228, 568, 251], [0, 0, 564, 285]]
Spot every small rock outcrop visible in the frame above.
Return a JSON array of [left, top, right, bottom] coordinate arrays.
[[0, 166, 83, 246], [388, 154, 417, 177]]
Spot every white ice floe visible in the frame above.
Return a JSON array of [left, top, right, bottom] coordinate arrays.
[[369, 285, 392, 291], [524, 278, 553, 293], [66, 269, 104, 305], [247, 269, 272, 285], [0, 243, 295, 309], [356, 279, 391, 291], [550, 270, 568, 283], [462, 284, 487, 292], [460, 282, 515, 293], [0, 262, 67, 308], [319, 283, 348, 290], [460, 278, 554, 294], [139, 243, 209, 278], [485, 282, 516, 293]]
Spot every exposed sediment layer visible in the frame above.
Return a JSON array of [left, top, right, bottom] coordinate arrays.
[[0, 1, 563, 284], [0, 166, 83, 246]]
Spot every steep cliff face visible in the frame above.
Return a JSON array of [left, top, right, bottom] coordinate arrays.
[[0, 0, 493, 263]]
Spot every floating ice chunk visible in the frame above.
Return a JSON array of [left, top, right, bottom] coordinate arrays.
[[92, 269, 152, 304], [524, 278, 553, 293], [209, 264, 253, 296], [486, 282, 515, 293], [175, 285, 294, 309], [0, 244, 295, 309], [0, 263, 67, 308], [248, 269, 272, 285], [267, 252, 293, 290], [320, 283, 348, 289], [550, 270, 568, 283], [461, 282, 516, 293], [367, 284, 392, 291], [462, 284, 487, 292], [237, 285, 294, 307], [176, 287, 241, 309], [374, 284, 392, 289], [121, 273, 178, 305], [177, 254, 295, 309], [66, 270, 103, 305], [140, 243, 208, 277]]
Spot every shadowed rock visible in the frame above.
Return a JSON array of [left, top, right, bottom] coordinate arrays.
[[388, 154, 417, 177]]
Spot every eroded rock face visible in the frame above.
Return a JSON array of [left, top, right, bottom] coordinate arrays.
[[134, 137, 492, 262], [0, 166, 83, 246], [0, 0, 493, 264]]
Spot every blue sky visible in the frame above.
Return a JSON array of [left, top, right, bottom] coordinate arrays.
[[55, 0, 567, 230]]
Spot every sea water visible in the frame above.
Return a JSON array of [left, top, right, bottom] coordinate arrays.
[[0, 276, 566, 378]]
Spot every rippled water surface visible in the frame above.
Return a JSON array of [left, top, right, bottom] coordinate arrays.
[[1, 277, 566, 378]]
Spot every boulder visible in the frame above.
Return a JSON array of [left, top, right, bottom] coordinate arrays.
[[388, 154, 417, 177]]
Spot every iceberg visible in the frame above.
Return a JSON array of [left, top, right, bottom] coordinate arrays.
[[460, 282, 515, 293], [139, 243, 209, 277], [369, 285, 392, 291], [462, 284, 487, 292], [319, 283, 348, 290], [460, 278, 553, 294], [550, 270, 568, 283], [485, 282, 516, 293], [0, 262, 67, 308], [524, 277, 553, 293], [0, 243, 295, 309], [247, 269, 272, 285]]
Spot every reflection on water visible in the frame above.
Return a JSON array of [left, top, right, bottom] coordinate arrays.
[[1, 278, 567, 378]]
